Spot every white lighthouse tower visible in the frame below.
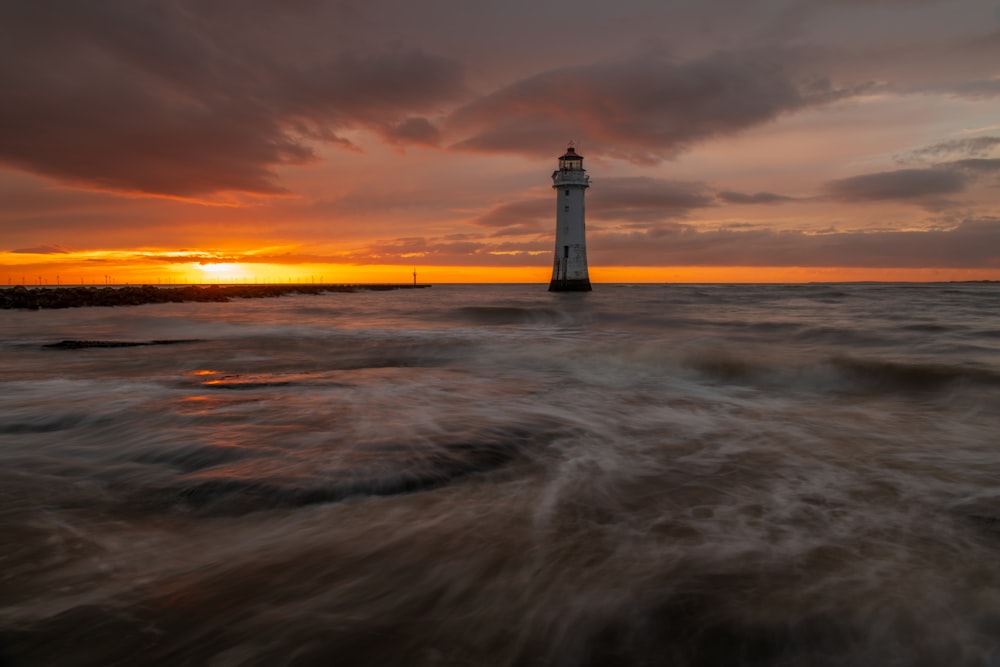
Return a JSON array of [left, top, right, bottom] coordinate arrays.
[[549, 145, 592, 292]]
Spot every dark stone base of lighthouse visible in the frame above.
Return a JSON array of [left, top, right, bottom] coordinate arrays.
[[548, 278, 592, 292]]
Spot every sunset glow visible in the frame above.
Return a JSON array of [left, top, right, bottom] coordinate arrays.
[[1, 2, 998, 283], [198, 263, 234, 275]]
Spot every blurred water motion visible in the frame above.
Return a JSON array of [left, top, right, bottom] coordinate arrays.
[[2, 283, 1000, 666]]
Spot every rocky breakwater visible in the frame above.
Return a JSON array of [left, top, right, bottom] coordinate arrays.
[[1, 284, 428, 310]]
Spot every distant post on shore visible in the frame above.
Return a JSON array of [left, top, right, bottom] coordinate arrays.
[[548, 145, 592, 292]]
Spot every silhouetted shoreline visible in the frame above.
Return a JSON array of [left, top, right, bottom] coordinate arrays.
[[0, 283, 429, 310]]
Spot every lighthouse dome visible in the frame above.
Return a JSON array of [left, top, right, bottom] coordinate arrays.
[[558, 146, 585, 172]]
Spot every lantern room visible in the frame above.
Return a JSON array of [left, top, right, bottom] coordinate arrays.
[[558, 146, 584, 171]]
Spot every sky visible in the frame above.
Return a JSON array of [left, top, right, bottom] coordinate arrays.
[[1, 0, 999, 284]]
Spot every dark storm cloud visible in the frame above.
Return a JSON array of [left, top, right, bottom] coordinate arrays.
[[717, 191, 797, 204], [0, 1, 463, 197], [448, 49, 859, 164]]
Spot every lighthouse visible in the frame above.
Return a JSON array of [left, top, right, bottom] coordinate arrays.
[[549, 145, 592, 292]]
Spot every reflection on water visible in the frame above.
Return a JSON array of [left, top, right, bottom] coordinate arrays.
[[2, 284, 1000, 665]]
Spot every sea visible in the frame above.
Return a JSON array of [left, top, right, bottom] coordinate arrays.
[[2, 282, 1000, 666]]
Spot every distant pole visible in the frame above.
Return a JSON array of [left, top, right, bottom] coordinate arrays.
[[413, 268, 417, 286]]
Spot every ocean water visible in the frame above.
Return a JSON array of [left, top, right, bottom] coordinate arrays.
[[2, 283, 1000, 666]]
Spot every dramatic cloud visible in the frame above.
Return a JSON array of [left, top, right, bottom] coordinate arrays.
[[896, 136, 1000, 163], [825, 168, 969, 204], [948, 158, 1000, 175], [949, 79, 1000, 100], [2, 0, 999, 281], [825, 157, 1000, 209], [348, 237, 492, 263], [717, 191, 797, 205], [589, 218, 1000, 268], [337, 218, 1000, 269], [380, 117, 444, 148], [590, 177, 715, 221], [474, 199, 550, 235], [473, 177, 715, 234], [11, 245, 71, 255], [0, 2, 464, 198], [448, 49, 858, 164]]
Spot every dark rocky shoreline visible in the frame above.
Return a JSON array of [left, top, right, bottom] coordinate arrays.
[[1, 283, 429, 310]]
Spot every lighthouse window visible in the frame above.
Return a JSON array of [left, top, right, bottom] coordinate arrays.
[[564, 190, 569, 196], [564, 205, 569, 212]]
